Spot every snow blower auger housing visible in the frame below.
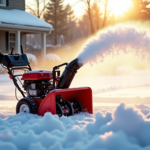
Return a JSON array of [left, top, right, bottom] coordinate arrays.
[[0, 46, 93, 117]]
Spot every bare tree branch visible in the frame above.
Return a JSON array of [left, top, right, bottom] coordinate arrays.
[[26, 5, 36, 16], [26, 0, 49, 18], [39, 2, 49, 17]]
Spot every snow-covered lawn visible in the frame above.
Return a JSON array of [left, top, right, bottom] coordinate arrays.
[[1, 74, 150, 99], [1, 74, 150, 149]]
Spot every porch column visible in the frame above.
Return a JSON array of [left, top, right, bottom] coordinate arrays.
[[16, 31, 21, 54], [41, 33, 46, 58]]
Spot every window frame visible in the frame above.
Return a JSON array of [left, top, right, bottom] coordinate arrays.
[[0, 0, 6, 7], [9, 32, 16, 51]]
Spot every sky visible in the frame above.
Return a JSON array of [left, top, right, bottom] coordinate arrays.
[[26, 0, 133, 18], [25, 0, 85, 18]]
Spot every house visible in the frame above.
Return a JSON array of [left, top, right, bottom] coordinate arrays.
[[0, 0, 53, 57]]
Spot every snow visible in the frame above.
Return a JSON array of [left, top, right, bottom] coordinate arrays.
[[1, 75, 150, 100], [27, 70, 52, 73], [0, 9, 53, 29], [0, 103, 150, 150], [78, 26, 150, 65], [116, 66, 150, 76], [1, 73, 150, 149], [45, 54, 61, 62]]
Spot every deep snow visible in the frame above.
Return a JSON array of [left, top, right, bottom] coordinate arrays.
[[0, 103, 150, 150]]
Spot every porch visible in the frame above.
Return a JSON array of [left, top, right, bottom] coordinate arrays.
[[0, 9, 53, 57]]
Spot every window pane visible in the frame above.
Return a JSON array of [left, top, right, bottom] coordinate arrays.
[[10, 33, 16, 42], [0, 0, 5, 5]]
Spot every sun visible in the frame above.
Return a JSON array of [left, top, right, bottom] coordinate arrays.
[[108, 0, 132, 17]]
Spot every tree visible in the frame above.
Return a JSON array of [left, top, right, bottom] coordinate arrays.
[[125, 0, 150, 20], [26, 0, 49, 18], [92, 0, 102, 31], [101, 0, 112, 27], [140, 0, 150, 19], [76, 0, 111, 34], [74, 0, 95, 34], [44, 0, 74, 45]]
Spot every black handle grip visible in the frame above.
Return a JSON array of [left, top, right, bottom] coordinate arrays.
[[20, 45, 24, 54], [10, 47, 14, 55]]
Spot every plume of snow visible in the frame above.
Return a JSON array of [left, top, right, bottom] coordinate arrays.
[[78, 27, 150, 65]]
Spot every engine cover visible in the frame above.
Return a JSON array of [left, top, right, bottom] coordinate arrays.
[[21, 70, 53, 81]]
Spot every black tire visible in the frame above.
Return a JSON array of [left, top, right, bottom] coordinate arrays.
[[70, 100, 83, 114], [64, 101, 74, 116], [56, 102, 64, 117], [16, 97, 38, 114]]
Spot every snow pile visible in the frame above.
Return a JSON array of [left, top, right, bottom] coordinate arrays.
[[116, 66, 150, 76], [33, 45, 41, 50], [45, 54, 61, 62], [0, 106, 15, 119], [0, 9, 53, 29], [26, 53, 37, 64], [1, 103, 150, 149], [116, 66, 134, 75], [78, 26, 150, 65], [93, 84, 150, 94]]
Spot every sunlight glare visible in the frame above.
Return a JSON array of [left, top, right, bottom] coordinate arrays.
[[109, 0, 132, 17]]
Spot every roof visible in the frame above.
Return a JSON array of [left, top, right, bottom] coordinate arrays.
[[0, 9, 53, 31]]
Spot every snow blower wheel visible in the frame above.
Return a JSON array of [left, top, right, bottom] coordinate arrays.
[[56, 100, 74, 117], [62, 100, 74, 116], [56, 102, 64, 117], [16, 98, 38, 114], [70, 100, 83, 114]]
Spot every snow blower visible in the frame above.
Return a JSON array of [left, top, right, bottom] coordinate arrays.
[[0, 46, 93, 116]]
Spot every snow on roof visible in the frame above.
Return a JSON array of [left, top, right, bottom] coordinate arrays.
[[0, 9, 53, 29]]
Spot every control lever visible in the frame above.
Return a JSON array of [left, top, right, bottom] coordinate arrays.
[[20, 45, 24, 54], [10, 47, 14, 55]]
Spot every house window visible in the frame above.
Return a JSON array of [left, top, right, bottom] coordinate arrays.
[[9, 33, 16, 50], [0, 0, 6, 6]]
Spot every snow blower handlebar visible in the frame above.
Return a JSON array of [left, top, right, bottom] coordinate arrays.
[[0, 46, 31, 98], [53, 62, 68, 88]]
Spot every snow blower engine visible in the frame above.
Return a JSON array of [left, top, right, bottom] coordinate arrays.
[[0, 46, 93, 117]]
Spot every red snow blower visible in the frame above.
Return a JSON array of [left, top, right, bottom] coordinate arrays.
[[0, 46, 93, 116]]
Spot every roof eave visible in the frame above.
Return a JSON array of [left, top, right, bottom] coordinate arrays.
[[0, 23, 54, 33]]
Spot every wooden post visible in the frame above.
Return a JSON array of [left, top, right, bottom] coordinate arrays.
[[41, 33, 46, 58], [16, 31, 21, 54]]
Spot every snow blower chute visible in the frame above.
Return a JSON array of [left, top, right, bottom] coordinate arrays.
[[0, 46, 93, 116]]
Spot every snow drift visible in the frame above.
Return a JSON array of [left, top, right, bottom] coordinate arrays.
[[45, 54, 61, 62], [26, 53, 37, 64], [78, 26, 150, 65], [1, 104, 150, 150]]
